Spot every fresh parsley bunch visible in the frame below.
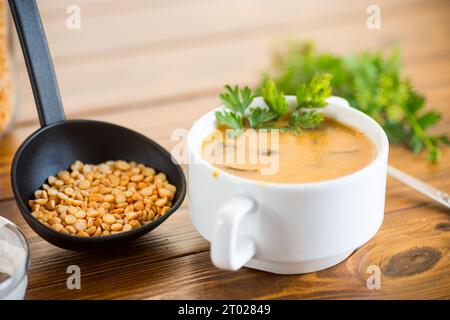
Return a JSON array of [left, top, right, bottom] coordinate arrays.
[[215, 74, 332, 134], [263, 41, 449, 161]]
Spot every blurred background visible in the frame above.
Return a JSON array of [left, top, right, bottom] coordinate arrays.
[[7, 0, 450, 124], [0, 0, 449, 300]]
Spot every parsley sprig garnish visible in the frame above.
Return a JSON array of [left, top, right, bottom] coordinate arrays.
[[215, 74, 332, 134], [263, 41, 449, 161]]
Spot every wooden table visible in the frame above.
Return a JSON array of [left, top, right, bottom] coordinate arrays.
[[0, 0, 449, 299]]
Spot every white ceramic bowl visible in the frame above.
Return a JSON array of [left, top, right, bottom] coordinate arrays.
[[187, 96, 389, 274]]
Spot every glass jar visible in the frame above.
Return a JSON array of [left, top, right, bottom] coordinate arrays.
[[0, 216, 29, 300], [0, 0, 16, 138]]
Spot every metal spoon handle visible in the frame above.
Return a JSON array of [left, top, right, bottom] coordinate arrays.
[[388, 165, 450, 209], [9, 0, 65, 127]]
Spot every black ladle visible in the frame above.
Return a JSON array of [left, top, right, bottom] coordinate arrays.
[[9, 0, 186, 250]]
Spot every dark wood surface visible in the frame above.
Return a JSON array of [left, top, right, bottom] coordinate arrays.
[[0, 0, 448, 299]]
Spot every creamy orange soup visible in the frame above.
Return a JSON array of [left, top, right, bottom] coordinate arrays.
[[201, 118, 376, 183]]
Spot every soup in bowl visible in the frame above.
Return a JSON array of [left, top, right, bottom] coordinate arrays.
[[187, 96, 388, 274], [201, 118, 376, 184]]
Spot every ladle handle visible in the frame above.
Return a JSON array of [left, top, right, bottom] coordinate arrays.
[[9, 0, 65, 127]]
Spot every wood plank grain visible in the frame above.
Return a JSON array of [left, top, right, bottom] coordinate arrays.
[[0, 199, 210, 296], [21, 204, 449, 299], [34, 0, 419, 60], [12, 0, 450, 124], [37, 0, 210, 19]]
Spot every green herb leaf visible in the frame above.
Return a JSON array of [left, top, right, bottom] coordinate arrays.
[[215, 79, 328, 134], [382, 120, 410, 144], [261, 79, 289, 116], [417, 111, 441, 129], [215, 110, 243, 130], [428, 148, 441, 162], [289, 109, 324, 129], [219, 85, 254, 115], [280, 126, 301, 135], [409, 134, 424, 154], [247, 107, 278, 128], [430, 135, 450, 145], [296, 73, 332, 109], [405, 90, 425, 114]]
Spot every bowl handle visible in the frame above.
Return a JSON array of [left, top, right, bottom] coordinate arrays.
[[211, 196, 256, 271], [326, 96, 350, 108]]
